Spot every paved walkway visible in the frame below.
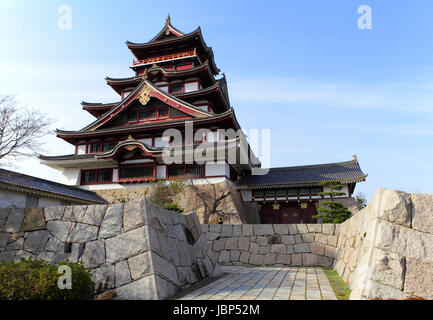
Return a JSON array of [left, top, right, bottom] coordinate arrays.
[[179, 266, 337, 300]]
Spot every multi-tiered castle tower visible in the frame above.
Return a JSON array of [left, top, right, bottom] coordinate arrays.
[[40, 17, 367, 224]]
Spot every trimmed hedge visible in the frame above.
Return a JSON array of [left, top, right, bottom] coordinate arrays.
[[0, 258, 94, 300]]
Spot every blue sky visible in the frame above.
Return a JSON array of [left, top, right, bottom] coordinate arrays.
[[1, 0, 433, 201]]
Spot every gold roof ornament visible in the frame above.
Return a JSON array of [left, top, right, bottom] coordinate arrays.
[[272, 203, 280, 210], [139, 83, 151, 105], [166, 14, 171, 25], [353, 154, 357, 161], [300, 202, 308, 209]]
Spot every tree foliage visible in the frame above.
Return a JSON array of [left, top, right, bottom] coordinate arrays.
[[355, 192, 367, 210], [0, 258, 93, 300], [0, 94, 52, 161], [148, 179, 184, 212], [312, 180, 352, 223]]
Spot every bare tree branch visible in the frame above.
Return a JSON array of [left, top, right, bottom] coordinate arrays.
[[0, 94, 52, 161], [185, 175, 234, 223]]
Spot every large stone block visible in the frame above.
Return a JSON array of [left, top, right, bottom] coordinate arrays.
[[220, 225, 232, 237], [273, 224, 288, 235], [0, 232, 8, 250], [82, 205, 107, 226], [105, 226, 148, 264], [310, 242, 325, 255], [264, 253, 276, 265], [282, 235, 295, 245], [44, 206, 65, 221], [206, 232, 220, 241], [369, 248, 405, 290], [249, 242, 259, 254], [4, 208, 25, 233], [253, 224, 274, 236], [242, 224, 253, 236], [303, 253, 319, 266], [24, 230, 49, 252], [68, 223, 98, 243], [99, 203, 123, 239], [92, 265, 115, 294], [411, 194, 433, 234], [115, 260, 132, 287], [307, 224, 322, 233], [209, 224, 222, 233], [291, 253, 302, 266], [322, 224, 335, 235], [213, 238, 226, 252], [296, 224, 308, 234], [239, 251, 250, 264], [287, 225, 298, 235], [225, 237, 238, 250], [249, 253, 265, 265], [21, 207, 46, 232], [237, 236, 250, 251], [294, 243, 310, 253], [276, 254, 290, 265], [46, 221, 75, 242], [404, 258, 433, 299], [123, 199, 145, 232], [128, 252, 153, 280], [270, 244, 286, 255], [376, 221, 433, 263], [63, 206, 87, 223], [81, 240, 105, 268], [0, 209, 10, 229], [376, 189, 411, 227], [315, 233, 328, 245], [115, 275, 157, 300]]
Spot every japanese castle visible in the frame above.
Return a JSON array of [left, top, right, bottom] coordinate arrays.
[[40, 17, 367, 223]]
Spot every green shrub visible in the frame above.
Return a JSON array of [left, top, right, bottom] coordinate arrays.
[[162, 202, 184, 213], [0, 257, 94, 300]]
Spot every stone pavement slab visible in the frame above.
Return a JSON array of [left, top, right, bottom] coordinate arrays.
[[178, 266, 337, 300]]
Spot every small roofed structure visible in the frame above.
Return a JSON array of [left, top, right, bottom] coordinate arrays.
[[0, 168, 107, 208], [238, 159, 367, 224]]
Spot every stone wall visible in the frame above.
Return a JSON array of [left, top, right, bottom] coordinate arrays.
[[0, 199, 222, 300], [94, 182, 260, 224], [201, 223, 340, 267], [203, 189, 433, 300], [334, 188, 433, 300]]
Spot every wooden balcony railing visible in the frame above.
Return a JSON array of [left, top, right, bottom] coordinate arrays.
[[132, 48, 196, 67]]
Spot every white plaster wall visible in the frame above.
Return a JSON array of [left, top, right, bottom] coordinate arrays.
[[205, 161, 228, 177], [240, 189, 252, 202], [77, 145, 86, 155], [156, 165, 166, 179], [0, 189, 26, 208], [38, 197, 62, 207], [59, 168, 81, 186], [138, 138, 152, 146], [0, 190, 63, 208], [112, 168, 119, 182], [154, 136, 169, 147]]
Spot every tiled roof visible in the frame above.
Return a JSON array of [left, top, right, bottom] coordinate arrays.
[[0, 168, 107, 204], [238, 160, 367, 188]]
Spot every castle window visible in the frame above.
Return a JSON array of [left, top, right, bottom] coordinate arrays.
[[119, 163, 154, 181], [167, 164, 205, 179], [90, 143, 101, 153], [139, 109, 157, 120], [102, 142, 115, 152], [159, 107, 169, 118], [169, 83, 183, 94], [81, 169, 113, 185]]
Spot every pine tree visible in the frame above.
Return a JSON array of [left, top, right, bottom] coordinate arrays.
[[312, 180, 352, 223]]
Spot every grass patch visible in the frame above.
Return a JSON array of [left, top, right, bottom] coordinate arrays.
[[322, 267, 351, 300]]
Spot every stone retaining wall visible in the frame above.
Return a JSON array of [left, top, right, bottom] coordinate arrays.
[[0, 199, 221, 300], [335, 188, 433, 300], [203, 188, 433, 300], [201, 223, 340, 267]]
